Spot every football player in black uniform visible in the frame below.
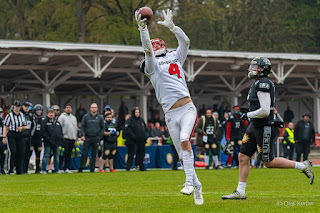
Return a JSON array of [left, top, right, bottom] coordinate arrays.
[[222, 57, 314, 200], [0, 108, 7, 174], [100, 113, 119, 172], [30, 104, 44, 174], [225, 106, 248, 168]]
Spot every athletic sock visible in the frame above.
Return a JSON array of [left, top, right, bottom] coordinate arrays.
[[237, 182, 246, 194], [295, 162, 306, 170], [227, 155, 232, 166], [212, 155, 219, 167], [204, 154, 209, 166], [182, 149, 200, 187]]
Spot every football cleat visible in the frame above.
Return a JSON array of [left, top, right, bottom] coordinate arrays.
[[194, 186, 204, 205], [302, 160, 314, 185], [64, 169, 72, 174], [180, 182, 194, 195], [222, 190, 247, 200], [99, 170, 104, 173]]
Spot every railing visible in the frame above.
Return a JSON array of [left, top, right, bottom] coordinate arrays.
[[276, 136, 320, 157], [147, 137, 197, 146]]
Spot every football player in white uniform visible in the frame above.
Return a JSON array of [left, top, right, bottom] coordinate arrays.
[[135, 9, 203, 205]]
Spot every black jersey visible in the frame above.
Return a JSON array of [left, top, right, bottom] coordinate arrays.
[[227, 113, 243, 138], [21, 110, 33, 138], [31, 116, 44, 138], [204, 119, 215, 142], [103, 120, 118, 144], [247, 77, 275, 127]]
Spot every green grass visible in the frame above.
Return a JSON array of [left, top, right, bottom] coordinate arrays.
[[0, 168, 319, 212]]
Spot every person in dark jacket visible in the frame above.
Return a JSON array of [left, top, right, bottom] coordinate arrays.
[[294, 113, 316, 162], [42, 108, 63, 174], [124, 107, 148, 171], [78, 103, 105, 173]]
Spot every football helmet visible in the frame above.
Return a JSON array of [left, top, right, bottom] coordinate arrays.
[[34, 104, 44, 116], [51, 105, 60, 112], [247, 57, 271, 79], [151, 38, 167, 56], [222, 142, 234, 155]]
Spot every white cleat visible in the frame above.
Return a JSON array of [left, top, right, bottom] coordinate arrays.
[[64, 169, 72, 174], [180, 182, 194, 195], [194, 186, 204, 205], [302, 160, 314, 185], [222, 190, 247, 200]]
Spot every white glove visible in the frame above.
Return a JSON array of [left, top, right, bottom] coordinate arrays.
[[135, 10, 147, 30], [157, 9, 175, 31]]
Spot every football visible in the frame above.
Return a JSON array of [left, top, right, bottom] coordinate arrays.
[[138, 6, 153, 22]]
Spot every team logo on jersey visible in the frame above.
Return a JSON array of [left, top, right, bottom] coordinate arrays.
[[259, 83, 270, 89], [238, 140, 242, 145], [242, 134, 249, 143], [230, 141, 234, 146], [212, 144, 217, 149], [205, 144, 210, 149], [166, 153, 173, 164]]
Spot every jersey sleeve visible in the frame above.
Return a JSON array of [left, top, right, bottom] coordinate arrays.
[[139, 27, 156, 75], [171, 26, 190, 65], [256, 78, 272, 93]]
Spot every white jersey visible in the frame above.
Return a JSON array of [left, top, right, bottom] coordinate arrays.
[[139, 26, 190, 113]]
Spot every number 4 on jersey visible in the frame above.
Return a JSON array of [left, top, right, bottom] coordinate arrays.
[[168, 63, 181, 78]]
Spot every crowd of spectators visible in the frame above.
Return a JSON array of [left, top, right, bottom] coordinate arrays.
[[0, 98, 318, 174]]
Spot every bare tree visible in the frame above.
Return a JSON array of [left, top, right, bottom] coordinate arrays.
[[76, 0, 92, 42]]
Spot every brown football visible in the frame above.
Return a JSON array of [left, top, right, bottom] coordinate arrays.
[[138, 6, 153, 22]]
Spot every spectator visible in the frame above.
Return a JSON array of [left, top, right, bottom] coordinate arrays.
[[225, 106, 248, 168], [100, 113, 119, 173], [58, 104, 77, 173], [284, 106, 294, 123], [21, 102, 34, 174], [283, 122, 295, 160], [51, 105, 60, 119], [124, 107, 148, 171], [76, 103, 87, 123], [118, 101, 128, 128], [0, 108, 6, 174], [195, 109, 220, 169], [294, 113, 315, 162], [29, 104, 44, 174], [78, 103, 105, 173], [150, 122, 164, 145], [2, 100, 27, 175], [42, 108, 63, 174]]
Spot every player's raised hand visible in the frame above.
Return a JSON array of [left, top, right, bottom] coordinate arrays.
[[135, 10, 147, 30], [157, 9, 175, 31]]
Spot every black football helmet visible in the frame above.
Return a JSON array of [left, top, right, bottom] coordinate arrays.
[[247, 57, 271, 79], [34, 104, 44, 116]]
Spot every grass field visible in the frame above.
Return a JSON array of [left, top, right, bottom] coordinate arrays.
[[0, 167, 319, 212]]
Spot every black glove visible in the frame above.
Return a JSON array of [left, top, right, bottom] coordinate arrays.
[[273, 118, 284, 128], [240, 113, 247, 121], [240, 107, 249, 113]]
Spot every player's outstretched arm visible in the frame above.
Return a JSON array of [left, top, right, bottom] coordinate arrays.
[[158, 9, 190, 64], [135, 10, 155, 75]]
